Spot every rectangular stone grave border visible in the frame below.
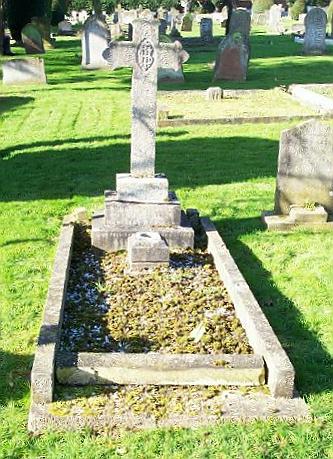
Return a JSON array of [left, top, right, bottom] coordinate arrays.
[[289, 84, 333, 114], [28, 214, 308, 432], [157, 89, 333, 128]]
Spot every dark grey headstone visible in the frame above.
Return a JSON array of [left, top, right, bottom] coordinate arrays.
[[229, 9, 251, 42], [200, 18, 213, 43], [274, 120, 333, 215]]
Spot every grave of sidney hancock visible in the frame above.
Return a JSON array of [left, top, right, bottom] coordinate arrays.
[[263, 120, 333, 230], [27, 17, 311, 434], [92, 18, 194, 254]]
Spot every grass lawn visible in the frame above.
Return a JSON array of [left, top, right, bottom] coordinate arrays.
[[0, 26, 333, 459], [158, 88, 317, 120]]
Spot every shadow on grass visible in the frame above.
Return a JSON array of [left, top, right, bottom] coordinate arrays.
[[0, 135, 278, 202], [213, 216, 333, 398], [0, 96, 34, 115], [0, 351, 32, 405]]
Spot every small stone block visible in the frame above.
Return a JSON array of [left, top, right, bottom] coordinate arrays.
[[116, 173, 169, 202], [206, 87, 223, 101], [128, 231, 169, 263], [289, 205, 328, 223]]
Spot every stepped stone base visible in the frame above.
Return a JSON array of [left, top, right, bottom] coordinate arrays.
[[262, 205, 332, 231], [105, 190, 181, 228], [92, 210, 194, 252]]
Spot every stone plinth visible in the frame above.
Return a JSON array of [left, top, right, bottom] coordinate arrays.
[[92, 210, 194, 252]]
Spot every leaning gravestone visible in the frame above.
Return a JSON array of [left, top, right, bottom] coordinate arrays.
[[21, 24, 45, 54], [2, 58, 47, 85], [200, 17, 213, 43], [303, 8, 327, 55], [263, 120, 333, 229], [229, 9, 251, 45], [92, 18, 193, 251], [81, 14, 111, 69], [214, 32, 249, 81]]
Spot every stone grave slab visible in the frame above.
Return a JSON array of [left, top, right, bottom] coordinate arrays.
[[303, 7, 327, 55], [81, 14, 111, 69], [263, 120, 333, 230], [2, 58, 47, 85]]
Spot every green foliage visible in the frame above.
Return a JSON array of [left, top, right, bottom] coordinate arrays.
[[7, 0, 52, 41], [67, 0, 178, 12], [252, 0, 273, 13], [290, 0, 305, 20]]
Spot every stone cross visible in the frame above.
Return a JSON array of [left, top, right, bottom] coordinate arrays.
[[103, 19, 189, 177]]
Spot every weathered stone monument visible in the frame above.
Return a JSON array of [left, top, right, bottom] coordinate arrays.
[[21, 24, 45, 54], [268, 4, 283, 34], [213, 33, 249, 81], [2, 58, 47, 85], [92, 19, 194, 251], [229, 9, 251, 43], [181, 14, 193, 31], [206, 87, 223, 100], [263, 120, 333, 230], [127, 232, 170, 273], [200, 18, 213, 43], [303, 8, 327, 55], [81, 14, 111, 69], [31, 17, 55, 49]]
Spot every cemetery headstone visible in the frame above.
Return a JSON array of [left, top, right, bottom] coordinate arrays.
[[81, 14, 111, 69], [200, 17, 213, 43], [213, 32, 249, 81], [303, 7, 327, 55], [2, 58, 47, 85], [21, 24, 45, 54], [206, 87, 223, 100], [159, 18, 168, 35], [274, 120, 333, 215], [58, 20, 74, 36], [268, 4, 283, 34], [229, 9, 251, 44], [92, 18, 193, 251], [181, 14, 193, 31]]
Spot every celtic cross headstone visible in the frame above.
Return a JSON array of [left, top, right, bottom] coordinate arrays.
[[92, 18, 194, 252], [103, 18, 188, 176]]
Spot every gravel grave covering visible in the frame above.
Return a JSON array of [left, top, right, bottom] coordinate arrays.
[[60, 226, 252, 355], [50, 384, 270, 427]]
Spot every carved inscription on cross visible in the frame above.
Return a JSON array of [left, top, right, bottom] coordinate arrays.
[[103, 19, 189, 177]]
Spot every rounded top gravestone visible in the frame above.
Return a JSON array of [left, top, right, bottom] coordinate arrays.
[[81, 14, 111, 69], [303, 7, 327, 55]]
